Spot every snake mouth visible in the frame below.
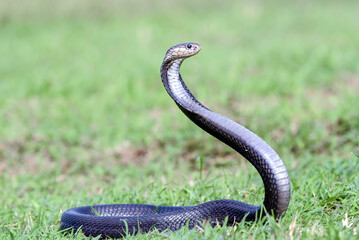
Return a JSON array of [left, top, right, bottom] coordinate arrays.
[[183, 42, 201, 57], [187, 43, 201, 54]]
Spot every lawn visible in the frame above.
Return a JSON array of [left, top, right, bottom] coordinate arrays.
[[0, 0, 358, 239]]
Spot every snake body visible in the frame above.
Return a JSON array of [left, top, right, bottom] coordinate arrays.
[[60, 43, 290, 238]]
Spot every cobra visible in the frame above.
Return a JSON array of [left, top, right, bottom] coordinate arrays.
[[60, 43, 290, 238]]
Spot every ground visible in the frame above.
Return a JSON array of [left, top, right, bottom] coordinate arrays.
[[0, 0, 358, 239]]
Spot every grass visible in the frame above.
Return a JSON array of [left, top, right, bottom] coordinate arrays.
[[0, 0, 358, 239]]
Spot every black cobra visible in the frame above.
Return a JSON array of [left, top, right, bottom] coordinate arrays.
[[60, 43, 290, 238]]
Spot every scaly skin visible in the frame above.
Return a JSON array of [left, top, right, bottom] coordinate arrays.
[[60, 43, 290, 239]]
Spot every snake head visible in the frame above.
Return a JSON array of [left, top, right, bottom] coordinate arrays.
[[164, 43, 201, 62]]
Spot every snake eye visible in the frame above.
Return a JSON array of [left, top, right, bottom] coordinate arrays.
[[186, 44, 192, 49]]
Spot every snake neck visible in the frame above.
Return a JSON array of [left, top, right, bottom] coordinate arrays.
[[161, 59, 206, 112], [160, 57, 290, 219]]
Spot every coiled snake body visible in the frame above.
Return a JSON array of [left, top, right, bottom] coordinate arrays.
[[60, 43, 290, 238]]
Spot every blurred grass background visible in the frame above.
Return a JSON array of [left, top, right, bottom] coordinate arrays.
[[0, 0, 358, 239]]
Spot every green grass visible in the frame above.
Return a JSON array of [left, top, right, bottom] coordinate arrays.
[[0, 0, 358, 239]]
